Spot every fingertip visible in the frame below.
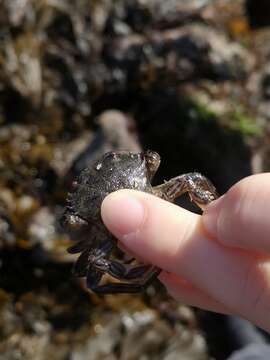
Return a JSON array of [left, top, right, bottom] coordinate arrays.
[[203, 173, 270, 253], [101, 189, 146, 236], [202, 195, 225, 237]]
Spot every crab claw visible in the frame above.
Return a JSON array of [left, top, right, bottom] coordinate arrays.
[[60, 211, 88, 230]]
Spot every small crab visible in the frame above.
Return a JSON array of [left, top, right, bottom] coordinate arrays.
[[61, 150, 218, 294]]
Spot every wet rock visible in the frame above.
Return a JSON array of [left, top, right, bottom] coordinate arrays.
[[105, 0, 210, 34], [27, 205, 71, 263], [0, 124, 58, 198], [0, 32, 42, 106], [64, 109, 141, 185], [51, 131, 93, 179], [71, 313, 122, 360], [120, 309, 207, 360], [72, 307, 208, 360], [0, 213, 15, 249], [0, 189, 16, 249], [0, 290, 19, 338], [1, 0, 33, 28], [247, 64, 270, 124], [103, 24, 252, 94], [0, 292, 51, 360], [28, 207, 57, 249]]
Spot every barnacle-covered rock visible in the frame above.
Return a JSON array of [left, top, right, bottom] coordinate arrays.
[[103, 24, 253, 93]]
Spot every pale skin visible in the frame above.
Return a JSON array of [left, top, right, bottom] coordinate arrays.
[[101, 173, 270, 333]]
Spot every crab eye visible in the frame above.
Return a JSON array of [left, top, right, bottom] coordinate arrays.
[[111, 152, 117, 160], [145, 150, 159, 163], [144, 150, 160, 177], [103, 152, 117, 161]]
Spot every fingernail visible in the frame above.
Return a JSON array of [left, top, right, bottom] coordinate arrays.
[[101, 190, 145, 238], [202, 196, 224, 237]]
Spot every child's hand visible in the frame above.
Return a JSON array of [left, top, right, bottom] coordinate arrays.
[[101, 174, 270, 333]]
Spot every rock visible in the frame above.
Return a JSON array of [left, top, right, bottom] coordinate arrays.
[[63, 109, 141, 185], [104, 24, 253, 93], [28, 207, 56, 249], [71, 307, 208, 360]]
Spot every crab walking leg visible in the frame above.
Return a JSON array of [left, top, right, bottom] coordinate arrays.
[[108, 262, 152, 280], [153, 172, 218, 210], [74, 237, 161, 294], [87, 265, 161, 294], [86, 269, 103, 289], [72, 239, 115, 277]]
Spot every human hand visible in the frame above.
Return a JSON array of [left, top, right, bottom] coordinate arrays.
[[101, 174, 270, 332]]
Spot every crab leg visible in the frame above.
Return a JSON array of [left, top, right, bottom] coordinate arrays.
[[72, 239, 115, 277], [86, 269, 103, 289], [108, 262, 152, 280], [71, 238, 162, 294], [87, 263, 161, 294], [153, 172, 218, 210]]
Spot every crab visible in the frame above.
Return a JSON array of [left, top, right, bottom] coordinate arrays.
[[61, 150, 218, 294]]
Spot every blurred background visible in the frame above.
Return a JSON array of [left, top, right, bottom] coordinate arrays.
[[0, 0, 270, 359]]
